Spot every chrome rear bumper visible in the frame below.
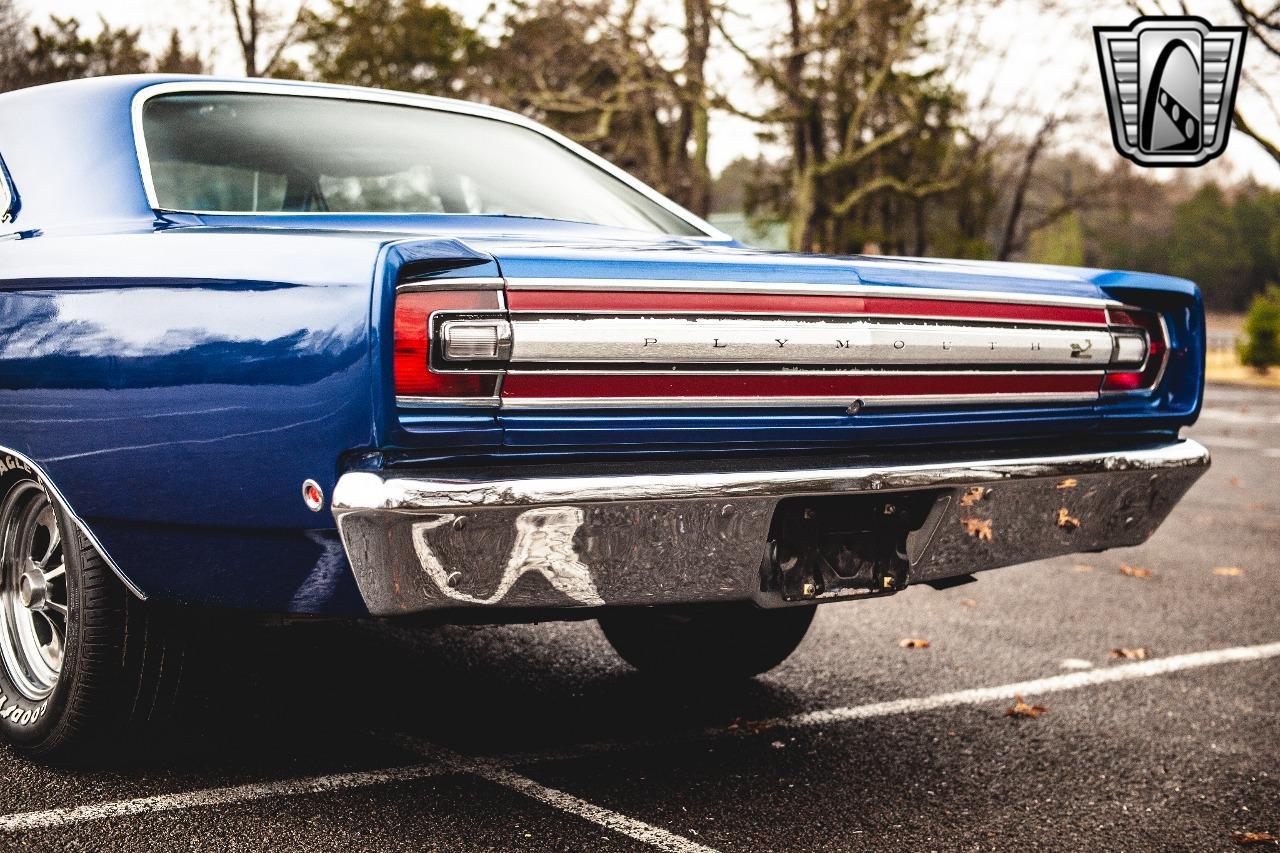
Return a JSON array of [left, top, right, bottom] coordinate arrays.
[[331, 439, 1209, 616]]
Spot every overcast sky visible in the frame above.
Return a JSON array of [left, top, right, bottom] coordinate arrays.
[[25, 0, 1280, 185]]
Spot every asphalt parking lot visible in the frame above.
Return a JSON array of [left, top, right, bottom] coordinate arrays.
[[0, 383, 1277, 852]]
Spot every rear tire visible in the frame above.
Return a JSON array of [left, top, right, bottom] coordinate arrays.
[[598, 603, 816, 680], [0, 473, 189, 762]]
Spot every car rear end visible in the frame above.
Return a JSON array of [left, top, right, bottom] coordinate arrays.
[[335, 242, 1209, 617]]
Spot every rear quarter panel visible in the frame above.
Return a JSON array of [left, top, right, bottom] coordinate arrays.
[[0, 230, 384, 612]]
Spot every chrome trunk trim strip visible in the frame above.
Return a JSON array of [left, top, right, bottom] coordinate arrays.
[[503, 277, 1121, 308], [495, 392, 1101, 409]]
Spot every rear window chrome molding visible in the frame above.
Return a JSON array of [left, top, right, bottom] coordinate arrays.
[[129, 80, 728, 241]]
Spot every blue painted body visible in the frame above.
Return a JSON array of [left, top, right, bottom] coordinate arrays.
[[0, 76, 1205, 615]]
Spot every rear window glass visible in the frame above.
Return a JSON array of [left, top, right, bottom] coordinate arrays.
[[140, 92, 704, 236]]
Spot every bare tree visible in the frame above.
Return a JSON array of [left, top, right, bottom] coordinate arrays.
[[681, 0, 713, 215], [225, 0, 306, 77], [716, 0, 983, 254], [0, 0, 25, 92], [1228, 0, 1280, 167]]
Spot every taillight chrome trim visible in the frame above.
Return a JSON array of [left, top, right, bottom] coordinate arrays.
[[1102, 307, 1170, 395]]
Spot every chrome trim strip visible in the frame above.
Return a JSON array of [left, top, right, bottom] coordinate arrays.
[[497, 392, 1101, 409], [505, 317, 1115, 369], [0, 445, 145, 600], [333, 439, 1209, 511], [129, 80, 728, 240], [502, 368, 1103, 376], [396, 278, 505, 293], [509, 308, 1113, 328], [397, 396, 501, 409], [503, 277, 1121, 308]]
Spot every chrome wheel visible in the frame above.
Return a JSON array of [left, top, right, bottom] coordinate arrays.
[[0, 482, 68, 700]]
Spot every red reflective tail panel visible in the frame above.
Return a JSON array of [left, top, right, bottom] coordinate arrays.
[[394, 290, 501, 399]]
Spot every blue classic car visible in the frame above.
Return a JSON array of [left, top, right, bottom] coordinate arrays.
[[0, 75, 1207, 759]]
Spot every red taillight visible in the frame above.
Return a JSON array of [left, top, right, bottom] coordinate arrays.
[[1105, 308, 1167, 392], [394, 289, 501, 399]]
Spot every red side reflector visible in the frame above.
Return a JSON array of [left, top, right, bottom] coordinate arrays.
[[394, 290, 501, 398]]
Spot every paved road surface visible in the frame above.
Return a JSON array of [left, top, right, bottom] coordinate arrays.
[[1, 384, 1277, 851]]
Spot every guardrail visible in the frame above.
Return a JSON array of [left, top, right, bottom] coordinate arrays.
[[1206, 331, 1241, 356]]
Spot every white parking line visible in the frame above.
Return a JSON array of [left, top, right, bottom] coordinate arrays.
[[498, 640, 1280, 767], [393, 735, 721, 853], [475, 764, 720, 853], [1, 640, 1277, 841], [758, 641, 1280, 730], [0, 763, 450, 833]]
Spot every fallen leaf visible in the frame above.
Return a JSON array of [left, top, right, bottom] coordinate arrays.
[[960, 598, 978, 607], [899, 637, 931, 649], [1214, 566, 1245, 577], [1004, 694, 1048, 719], [1056, 508, 1081, 529], [1230, 830, 1279, 845], [1056, 478, 1079, 489], [959, 486, 988, 507], [1119, 564, 1154, 579], [961, 517, 994, 541], [1073, 564, 1095, 573], [727, 717, 774, 735], [1109, 647, 1149, 660]]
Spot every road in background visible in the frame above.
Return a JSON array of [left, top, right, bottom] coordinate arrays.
[[0, 384, 1276, 852]]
